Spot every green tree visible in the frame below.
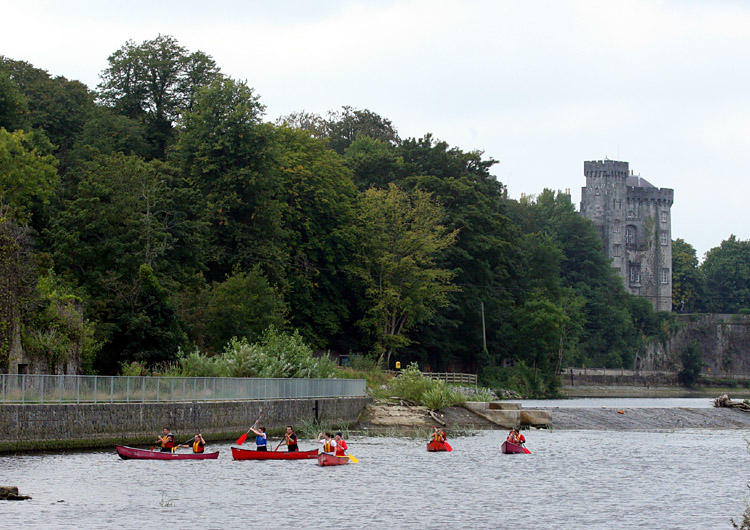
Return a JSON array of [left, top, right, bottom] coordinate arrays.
[[270, 127, 360, 350], [678, 340, 703, 387], [49, 153, 202, 372], [0, 213, 36, 372], [0, 128, 58, 224], [352, 184, 458, 366], [98, 35, 220, 157], [394, 135, 518, 372], [701, 235, 749, 313], [176, 76, 283, 281], [24, 270, 99, 373], [0, 57, 95, 166], [671, 238, 704, 312], [200, 267, 288, 353], [0, 67, 29, 131], [323, 106, 399, 154], [344, 136, 402, 190]]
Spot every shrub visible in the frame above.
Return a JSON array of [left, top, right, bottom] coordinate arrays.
[[421, 382, 464, 410], [170, 327, 339, 379], [678, 341, 703, 388]]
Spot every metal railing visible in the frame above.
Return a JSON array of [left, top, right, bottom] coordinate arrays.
[[0, 374, 366, 404]]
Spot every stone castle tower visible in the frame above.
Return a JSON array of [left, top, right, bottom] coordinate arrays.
[[580, 160, 674, 312]]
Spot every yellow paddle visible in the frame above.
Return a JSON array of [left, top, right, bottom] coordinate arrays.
[[344, 453, 359, 463]]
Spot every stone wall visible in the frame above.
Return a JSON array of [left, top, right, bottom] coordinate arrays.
[[644, 313, 750, 375], [0, 396, 369, 452]]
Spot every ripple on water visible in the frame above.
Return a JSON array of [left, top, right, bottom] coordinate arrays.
[[0, 429, 748, 529]]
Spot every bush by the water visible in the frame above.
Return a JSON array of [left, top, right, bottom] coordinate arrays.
[[375, 363, 494, 410], [121, 327, 338, 378]]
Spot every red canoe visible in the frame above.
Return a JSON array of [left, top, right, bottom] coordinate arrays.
[[317, 453, 350, 466], [501, 441, 527, 454], [231, 447, 318, 460], [426, 440, 449, 452], [116, 445, 219, 460]]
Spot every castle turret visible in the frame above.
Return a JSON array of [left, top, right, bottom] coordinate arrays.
[[580, 160, 673, 312]]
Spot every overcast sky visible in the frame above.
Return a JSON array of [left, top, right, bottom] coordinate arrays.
[[3, 0, 748, 258]]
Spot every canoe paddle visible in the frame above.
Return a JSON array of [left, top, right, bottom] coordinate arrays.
[[236, 413, 263, 445], [344, 453, 359, 463]]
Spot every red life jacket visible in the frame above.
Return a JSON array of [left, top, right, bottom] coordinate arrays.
[[192, 440, 205, 453]]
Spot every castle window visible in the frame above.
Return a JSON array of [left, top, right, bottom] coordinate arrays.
[[595, 187, 600, 196], [613, 244, 622, 257], [629, 263, 641, 285], [661, 268, 670, 284], [660, 211, 668, 223], [613, 223, 620, 233], [660, 232, 669, 246], [625, 225, 636, 248]]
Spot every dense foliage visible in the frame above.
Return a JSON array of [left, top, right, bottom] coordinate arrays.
[[0, 36, 745, 396]]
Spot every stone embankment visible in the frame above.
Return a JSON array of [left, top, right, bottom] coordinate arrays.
[[0, 397, 368, 452]]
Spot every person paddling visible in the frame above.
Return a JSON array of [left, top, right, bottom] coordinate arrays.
[[279, 425, 299, 452], [317, 432, 336, 454], [249, 424, 267, 451], [156, 427, 175, 452], [178, 433, 206, 453], [334, 432, 348, 457], [431, 426, 446, 443]]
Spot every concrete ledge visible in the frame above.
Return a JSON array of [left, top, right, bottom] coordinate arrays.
[[520, 410, 551, 426], [489, 402, 521, 410], [0, 397, 369, 453]]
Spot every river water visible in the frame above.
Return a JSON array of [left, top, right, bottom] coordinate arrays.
[[1, 428, 748, 529]]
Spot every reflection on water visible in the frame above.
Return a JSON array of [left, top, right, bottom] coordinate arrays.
[[1, 430, 748, 529]]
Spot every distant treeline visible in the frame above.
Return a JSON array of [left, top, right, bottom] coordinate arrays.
[[0, 36, 746, 393]]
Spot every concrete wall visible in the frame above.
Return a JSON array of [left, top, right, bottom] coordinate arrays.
[[0, 396, 369, 452]]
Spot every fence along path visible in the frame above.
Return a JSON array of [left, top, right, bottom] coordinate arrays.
[[384, 370, 478, 385], [0, 374, 366, 404]]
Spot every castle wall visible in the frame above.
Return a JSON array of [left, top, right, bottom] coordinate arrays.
[[580, 160, 673, 312]]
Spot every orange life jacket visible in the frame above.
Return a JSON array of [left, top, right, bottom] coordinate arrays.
[[323, 440, 333, 453], [192, 440, 205, 453], [161, 435, 174, 449]]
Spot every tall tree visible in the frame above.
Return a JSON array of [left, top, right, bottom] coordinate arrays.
[[701, 235, 749, 313], [352, 184, 458, 366], [98, 35, 220, 157], [270, 127, 360, 350], [176, 76, 282, 281], [672, 238, 704, 312], [49, 153, 201, 372]]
